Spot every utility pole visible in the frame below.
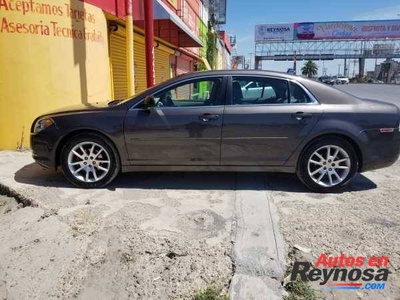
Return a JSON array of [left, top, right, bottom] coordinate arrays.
[[293, 51, 297, 75], [248, 53, 253, 69], [338, 64, 341, 76], [353, 50, 358, 78], [144, 0, 155, 88], [126, 0, 135, 96]]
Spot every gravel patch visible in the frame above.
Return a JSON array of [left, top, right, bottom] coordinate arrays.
[[274, 160, 400, 300]]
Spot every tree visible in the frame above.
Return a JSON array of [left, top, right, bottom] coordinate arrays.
[[301, 60, 318, 78], [206, 29, 217, 69]]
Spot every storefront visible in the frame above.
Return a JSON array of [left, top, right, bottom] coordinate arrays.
[[0, 0, 111, 150], [154, 44, 174, 85], [109, 28, 128, 99], [0, 0, 203, 150], [108, 0, 204, 98], [108, 22, 175, 98]]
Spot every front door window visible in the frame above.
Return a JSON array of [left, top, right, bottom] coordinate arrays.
[[152, 79, 222, 108]]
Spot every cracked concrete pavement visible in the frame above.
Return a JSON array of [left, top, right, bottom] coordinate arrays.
[[273, 158, 400, 300], [1, 84, 399, 300], [0, 151, 285, 300]]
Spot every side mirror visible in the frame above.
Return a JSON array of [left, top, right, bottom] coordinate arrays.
[[142, 104, 155, 109]]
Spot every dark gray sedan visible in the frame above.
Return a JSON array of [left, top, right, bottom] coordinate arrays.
[[31, 70, 400, 192]]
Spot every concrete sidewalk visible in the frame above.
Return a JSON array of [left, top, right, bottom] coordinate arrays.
[[229, 174, 285, 300], [0, 150, 285, 300]]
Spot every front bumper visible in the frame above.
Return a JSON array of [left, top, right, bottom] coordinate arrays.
[[30, 126, 60, 170]]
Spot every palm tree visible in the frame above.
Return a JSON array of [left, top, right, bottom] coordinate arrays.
[[301, 60, 318, 78]]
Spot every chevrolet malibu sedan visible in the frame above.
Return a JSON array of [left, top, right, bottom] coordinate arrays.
[[31, 70, 400, 192]]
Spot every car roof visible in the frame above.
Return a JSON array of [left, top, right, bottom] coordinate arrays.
[[175, 69, 300, 81]]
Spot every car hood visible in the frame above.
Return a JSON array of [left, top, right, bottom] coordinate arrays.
[[41, 102, 111, 116]]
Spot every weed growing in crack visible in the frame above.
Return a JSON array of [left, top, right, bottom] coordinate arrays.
[[284, 278, 316, 300], [120, 252, 135, 265], [193, 285, 229, 300]]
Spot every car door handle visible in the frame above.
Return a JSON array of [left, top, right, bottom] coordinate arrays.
[[199, 114, 219, 122], [292, 112, 312, 121]]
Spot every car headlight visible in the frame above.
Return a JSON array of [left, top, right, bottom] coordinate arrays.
[[34, 118, 54, 133]]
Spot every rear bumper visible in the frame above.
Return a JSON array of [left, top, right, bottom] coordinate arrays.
[[360, 129, 400, 172]]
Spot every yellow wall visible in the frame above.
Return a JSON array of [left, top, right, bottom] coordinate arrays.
[[0, 0, 111, 149]]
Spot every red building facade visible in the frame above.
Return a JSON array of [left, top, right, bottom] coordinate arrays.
[[82, 0, 207, 97]]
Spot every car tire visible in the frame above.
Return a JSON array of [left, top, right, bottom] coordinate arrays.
[[296, 137, 358, 193], [60, 133, 120, 188]]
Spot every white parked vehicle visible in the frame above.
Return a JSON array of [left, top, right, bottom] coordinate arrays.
[[241, 81, 275, 99], [336, 77, 350, 84]]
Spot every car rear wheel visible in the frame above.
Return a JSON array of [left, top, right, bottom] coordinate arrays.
[[61, 133, 120, 188], [297, 137, 358, 193]]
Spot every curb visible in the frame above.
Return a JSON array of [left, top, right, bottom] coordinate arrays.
[[229, 174, 286, 300]]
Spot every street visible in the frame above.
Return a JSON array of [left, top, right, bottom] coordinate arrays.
[[0, 83, 399, 300]]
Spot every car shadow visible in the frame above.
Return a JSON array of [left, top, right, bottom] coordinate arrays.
[[14, 163, 377, 193], [262, 172, 377, 193]]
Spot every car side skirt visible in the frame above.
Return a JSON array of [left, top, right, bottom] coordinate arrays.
[[121, 165, 296, 173]]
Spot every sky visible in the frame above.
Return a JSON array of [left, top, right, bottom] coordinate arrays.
[[222, 0, 400, 76]]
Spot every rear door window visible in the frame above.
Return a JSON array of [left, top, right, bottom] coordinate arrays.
[[289, 82, 312, 103], [231, 76, 289, 105]]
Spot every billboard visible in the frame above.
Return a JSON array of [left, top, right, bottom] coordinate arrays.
[[295, 20, 400, 40], [373, 44, 395, 55], [255, 24, 294, 41], [255, 20, 400, 42], [208, 0, 226, 24]]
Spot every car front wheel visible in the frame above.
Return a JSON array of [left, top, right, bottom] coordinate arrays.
[[297, 137, 358, 193], [61, 133, 120, 188]]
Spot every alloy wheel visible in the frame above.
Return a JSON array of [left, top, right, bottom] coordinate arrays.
[[67, 142, 111, 183], [307, 145, 351, 187]]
